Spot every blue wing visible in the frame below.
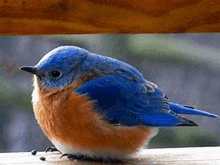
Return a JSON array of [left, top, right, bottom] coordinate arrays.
[[75, 75, 217, 127]]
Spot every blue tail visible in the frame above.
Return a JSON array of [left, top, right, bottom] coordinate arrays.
[[169, 103, 219, 118]]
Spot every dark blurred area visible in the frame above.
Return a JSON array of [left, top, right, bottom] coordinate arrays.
[[0, 34, 220, 152]]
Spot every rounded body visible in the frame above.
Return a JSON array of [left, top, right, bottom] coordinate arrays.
[[32, 76, 158, 159]]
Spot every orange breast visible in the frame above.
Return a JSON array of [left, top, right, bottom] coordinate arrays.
[[33, 80, 156, 154]]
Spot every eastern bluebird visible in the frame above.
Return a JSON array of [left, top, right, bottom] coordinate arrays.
[[20, 46, 219, 161]]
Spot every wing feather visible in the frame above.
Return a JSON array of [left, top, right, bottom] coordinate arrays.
[[75, 75, 196, 127]]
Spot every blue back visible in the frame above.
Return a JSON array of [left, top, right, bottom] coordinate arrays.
[[76, 75, 193, 126]]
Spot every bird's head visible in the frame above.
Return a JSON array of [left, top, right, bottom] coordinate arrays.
[[20, 46, 88, 89]]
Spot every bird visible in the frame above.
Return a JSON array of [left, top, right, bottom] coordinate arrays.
[[20, 46, 219, 161]]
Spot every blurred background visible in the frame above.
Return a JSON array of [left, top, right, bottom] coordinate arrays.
[[0, 34, 220, 152]]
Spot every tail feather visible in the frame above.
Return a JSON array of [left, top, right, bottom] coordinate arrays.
[[177, 120, 198, 126], [169, 103, 219, 118]]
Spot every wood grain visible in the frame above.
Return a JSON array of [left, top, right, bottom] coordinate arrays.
[[0, 0, 220, 34], [1, 147, 220, 164]]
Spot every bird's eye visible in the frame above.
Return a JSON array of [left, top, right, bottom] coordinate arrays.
[[51, 70, 62, 79]]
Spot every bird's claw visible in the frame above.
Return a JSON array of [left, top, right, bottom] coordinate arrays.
[[45, 147, 59, 153], [60, 153, 87, 160]]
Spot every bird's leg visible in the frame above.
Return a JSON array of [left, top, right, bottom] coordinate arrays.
[[45, 147, 60, 153]]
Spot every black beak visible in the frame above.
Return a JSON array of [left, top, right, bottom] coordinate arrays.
[[19, 66, 37, 74]]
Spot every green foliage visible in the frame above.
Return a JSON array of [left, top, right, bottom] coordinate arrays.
[[0, 76, 31, 110], [149, 127, 219, 148]]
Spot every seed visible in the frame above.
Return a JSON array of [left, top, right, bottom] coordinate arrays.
[[31, 150, 37, 155]]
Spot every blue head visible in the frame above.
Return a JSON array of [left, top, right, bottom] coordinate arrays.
[[20, 46, 89, 89], [20, 45, 146, 89]]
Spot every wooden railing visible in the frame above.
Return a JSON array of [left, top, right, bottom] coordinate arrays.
[[1, 147, 220, 164], [1, 0, 220, 34]]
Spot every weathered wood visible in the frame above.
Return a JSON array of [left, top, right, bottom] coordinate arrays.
[[1, 147, 220, 164], [1, 0, 220, 34]]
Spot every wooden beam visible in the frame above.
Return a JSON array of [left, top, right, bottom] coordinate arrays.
[[1, 147, 220, 164], [1, 0, 220, 34]]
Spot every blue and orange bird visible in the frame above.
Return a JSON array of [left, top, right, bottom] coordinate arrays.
[[20, 46, 219, 160]]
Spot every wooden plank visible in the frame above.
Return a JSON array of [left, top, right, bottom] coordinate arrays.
[[1, 147, 220, 164], [1, 0, 220, 34]]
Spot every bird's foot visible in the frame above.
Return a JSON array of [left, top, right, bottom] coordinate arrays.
[[60, 153, 122, 162], [45, 147, 60, 153], [60, 153, 87, 160]]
